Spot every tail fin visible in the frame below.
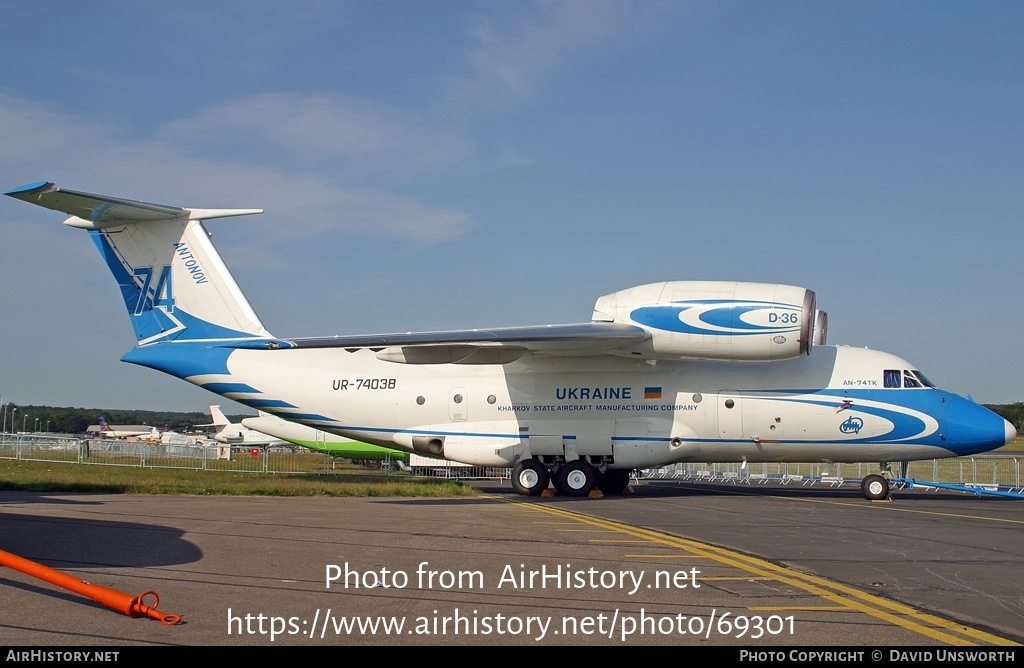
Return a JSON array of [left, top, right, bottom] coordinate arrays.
[[208, 405, 242, 442], [209, 405, 231, 427], [98, 417, 109, 430], [6, 182, 271, 345]]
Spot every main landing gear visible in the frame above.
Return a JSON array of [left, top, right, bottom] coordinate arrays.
[[511, 459, 549, 496], [553, 460, 598, 497], [510, 458, 633, 497]]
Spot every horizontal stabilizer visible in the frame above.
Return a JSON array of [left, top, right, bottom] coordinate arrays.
[[5, 181, 262, 228]]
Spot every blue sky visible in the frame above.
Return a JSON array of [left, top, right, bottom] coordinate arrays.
[[1, 0, 1022, 415]]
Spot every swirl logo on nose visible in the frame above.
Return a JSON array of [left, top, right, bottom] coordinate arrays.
[[840, 416, 864, 434]]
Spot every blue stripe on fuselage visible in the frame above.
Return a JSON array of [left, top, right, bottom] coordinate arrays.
[[741, 389, 944, 444], [201, 382, 261, 394]]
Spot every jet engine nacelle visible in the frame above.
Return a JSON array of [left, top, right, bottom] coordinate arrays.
[[213, 428, 243, 443], [593, 281, 818, 362]]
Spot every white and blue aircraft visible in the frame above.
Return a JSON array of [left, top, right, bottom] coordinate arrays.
[[7, 182, 1015, 500]]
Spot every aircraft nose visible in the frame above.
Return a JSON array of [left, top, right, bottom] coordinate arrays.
[[945, 396, 1014, 455]]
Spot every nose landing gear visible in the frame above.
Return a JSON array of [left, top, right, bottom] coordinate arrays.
[[861, 462, 896, 500], [860, 473, 890, 500]]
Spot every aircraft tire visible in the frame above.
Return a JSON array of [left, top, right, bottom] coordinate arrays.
[[557, 460, 598, 497], [511, 460, 550, 496], [861, 474, 889, 500], [596, 469, 631, 495]]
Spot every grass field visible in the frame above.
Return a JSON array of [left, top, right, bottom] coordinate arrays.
[[998, 436, 1024, 454], [0, 458, 480, 497]]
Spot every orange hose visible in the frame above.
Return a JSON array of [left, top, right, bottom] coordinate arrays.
[[0, 548, 182, 625]]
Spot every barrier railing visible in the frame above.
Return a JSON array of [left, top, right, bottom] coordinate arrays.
[[1, 433, 1021, 490], [643, 458, 1023, 491]]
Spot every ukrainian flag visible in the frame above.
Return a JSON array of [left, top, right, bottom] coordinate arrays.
[[644, 386, 662, 399]]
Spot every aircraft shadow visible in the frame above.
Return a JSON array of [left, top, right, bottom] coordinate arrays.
[[0, 512, 201, 570]]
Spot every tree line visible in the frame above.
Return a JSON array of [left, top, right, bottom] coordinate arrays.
[[1, 405, 252, 435], [988, 403, 1024, 433]]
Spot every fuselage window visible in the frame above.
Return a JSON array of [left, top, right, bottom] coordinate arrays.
[[883, 370, 901, 388]]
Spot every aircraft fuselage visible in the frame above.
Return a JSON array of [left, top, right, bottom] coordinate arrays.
[[126, 342, 1010, 471]]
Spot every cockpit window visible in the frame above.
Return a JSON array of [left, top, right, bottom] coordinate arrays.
[[884, 369, 935, 388], [910, 370, 936, 388], [903, 371, 922, 388]]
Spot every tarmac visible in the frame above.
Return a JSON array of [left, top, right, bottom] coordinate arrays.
[[0, 478, 1021, 649]]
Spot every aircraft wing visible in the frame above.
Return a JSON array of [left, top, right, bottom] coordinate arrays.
[[245, 322, 650, 364]]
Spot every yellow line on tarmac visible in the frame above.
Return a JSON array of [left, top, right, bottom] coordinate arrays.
[[622, 554, 708, 559], [751, 606, 853, 612], [501, 497, 1018, 647]]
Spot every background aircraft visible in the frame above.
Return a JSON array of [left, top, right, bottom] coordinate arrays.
[[204, 405, 286, 447], [208, 404, 409, 461], [7, 182, 1014, 500], [93, 417, 159, 440], [241, 412, 409, 461]]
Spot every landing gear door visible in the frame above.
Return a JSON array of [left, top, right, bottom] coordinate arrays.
[[613, 419, 652, 464]]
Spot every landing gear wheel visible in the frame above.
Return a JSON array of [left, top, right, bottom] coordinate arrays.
[[556, 460, 598, 497], [596, 469, 631, 495], [861, 474, 889, 500], [511, 460, 549, 496]]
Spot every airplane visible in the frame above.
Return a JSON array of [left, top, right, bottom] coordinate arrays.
[[206, 405, 407, 461], [7, 181, 1015, 500], [204, 405, 288, 447], [95, 417, 160, 440], [240, 411, 410, 461]]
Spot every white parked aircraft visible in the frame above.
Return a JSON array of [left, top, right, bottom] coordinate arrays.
[[95, 417, 159, 440], [240, 411, 409, 461], [205, 405, 286, 447], [8, 182, 1015, 500]]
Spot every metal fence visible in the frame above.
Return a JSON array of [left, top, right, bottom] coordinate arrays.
[[643, 459, 1024, 492], [0, 434, 504, 479], [1, 433, 1021, 491]]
